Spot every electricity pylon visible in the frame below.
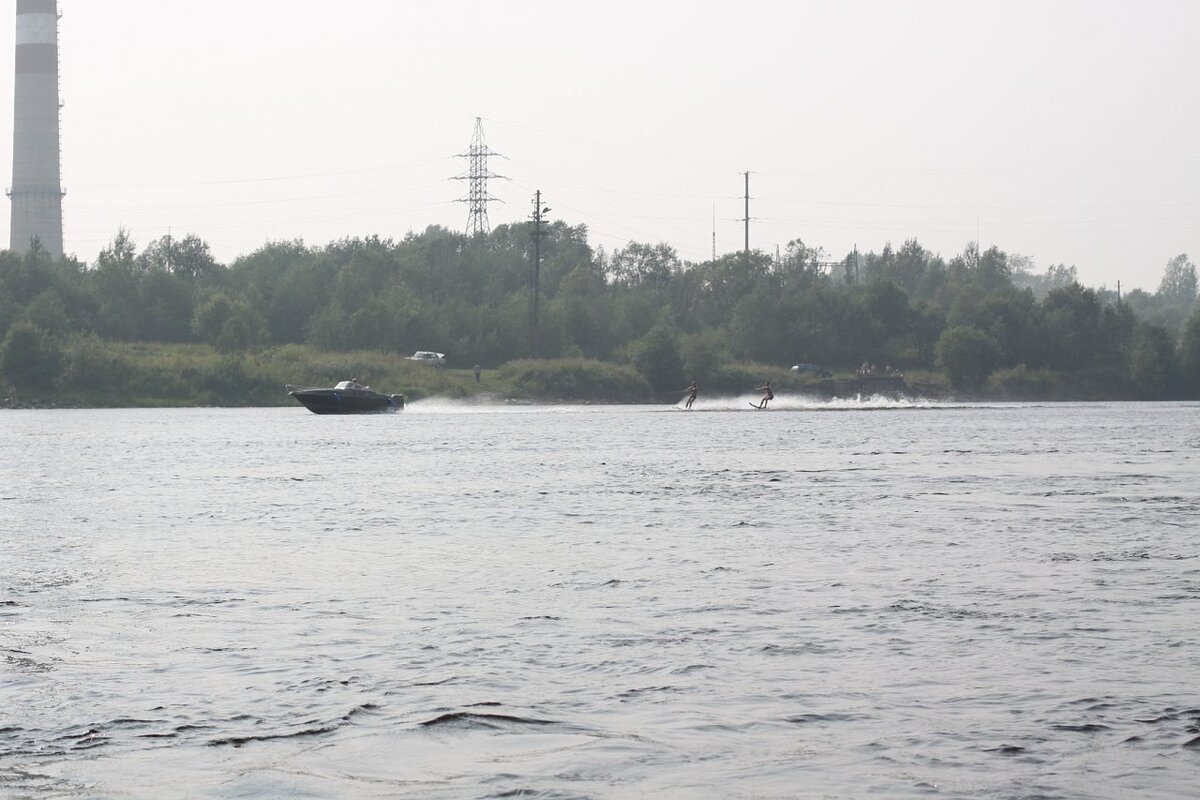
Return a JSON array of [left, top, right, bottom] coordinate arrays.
[[453, 117, 506, 236]]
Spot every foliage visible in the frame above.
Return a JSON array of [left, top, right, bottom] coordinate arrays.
[[0, 221, 1196, 403], [192, 292, 268, 353], [678, 328, 727, 383], [629, 322, 684, 393], [0, 321, 62, 391], [986, 365, 1062, 400], [1158, 254, 1198, 307], [1181, 306, 1200, 393], [1128, 324, 1181, 399], [935, 326, 999, 392], [499, 358, 650, 401]]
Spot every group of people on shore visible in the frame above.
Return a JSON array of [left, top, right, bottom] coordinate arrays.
[[857, 362, 903, 378]]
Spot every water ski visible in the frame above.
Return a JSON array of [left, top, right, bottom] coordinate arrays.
[[749, 402, 766, 409]]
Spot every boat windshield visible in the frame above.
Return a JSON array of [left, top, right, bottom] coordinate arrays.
[[334, 380, 368, 390]]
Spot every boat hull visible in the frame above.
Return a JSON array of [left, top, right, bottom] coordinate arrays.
[[288, 387, 403, 414]]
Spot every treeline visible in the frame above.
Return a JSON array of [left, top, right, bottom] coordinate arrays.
[[1, 223, 1199, 401]]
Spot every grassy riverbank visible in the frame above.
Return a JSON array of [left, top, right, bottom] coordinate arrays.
[[0, 339, 1162, 409], [0, 340, 865, 408]]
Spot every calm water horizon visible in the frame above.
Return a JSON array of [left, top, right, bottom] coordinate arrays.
[[2, 399, 1198, 799]]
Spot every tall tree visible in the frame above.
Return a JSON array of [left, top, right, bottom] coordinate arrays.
[[1158, 253, 1198, 307]]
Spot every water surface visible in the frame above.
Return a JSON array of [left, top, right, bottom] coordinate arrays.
[[1, 400, 1198, 798]]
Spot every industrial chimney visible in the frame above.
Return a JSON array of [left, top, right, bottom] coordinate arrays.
[[8, 0, 63, 257]]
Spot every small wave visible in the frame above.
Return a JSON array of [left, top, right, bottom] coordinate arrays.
[[405, 676, 459, 688], [1051, 723, 1110, 733], [886, 599, 991, 620], [785, 712, 871, 724], [1136, 707, 1200, 724], [670, 664, 715, 675], [484, 789, 590, 800], [616, 685, 679, 699], [205, 703, 378, 748], [208, 724, 339, 748], [760, 642, 834, 656], [418, 712, 556, 731], [3, 652, 53, 673]]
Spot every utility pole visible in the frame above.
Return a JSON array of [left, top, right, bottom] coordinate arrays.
[[453, 117, 506, 236], [712, 204, 716, 262], [742, 171, 751, 256], [529, 190, 550, 356]]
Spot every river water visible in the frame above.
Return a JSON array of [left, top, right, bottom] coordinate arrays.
[[1, 398, 1198, 799]]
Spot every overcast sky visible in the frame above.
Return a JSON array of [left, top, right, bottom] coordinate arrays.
[[2, 0, 1196, 290]]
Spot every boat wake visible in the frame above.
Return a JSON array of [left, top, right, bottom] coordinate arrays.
[[400, 395, 1003, 414]]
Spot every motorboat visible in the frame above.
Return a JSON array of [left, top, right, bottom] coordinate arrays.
[[286, 380, 405, 414]]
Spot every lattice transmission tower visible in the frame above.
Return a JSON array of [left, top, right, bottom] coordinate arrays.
[[452, 117, 506, 236]]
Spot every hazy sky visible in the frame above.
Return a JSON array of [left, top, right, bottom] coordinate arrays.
[[2, 0, 1197, 290]]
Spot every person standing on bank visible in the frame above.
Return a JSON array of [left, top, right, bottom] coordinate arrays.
[[474, 365, 481, 384]]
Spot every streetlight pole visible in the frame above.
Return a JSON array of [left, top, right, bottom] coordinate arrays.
[[529, 190, 550, 356]]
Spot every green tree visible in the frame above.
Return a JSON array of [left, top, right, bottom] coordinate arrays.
[[1128, 324, 1180, 399], [630, 321, 683, 392], [935, 325, 999, 392], [138, 233, 220, 281], [139, 270, 195, 342], [1180, 306, 1200, 394], [679, 329, 726, 382], [1158, 254, 1198, 308], [609, 242, 679, 289], [192, 293, 267, 353], [556, 263, 613, 359], [1041, 282, 1104, 370], [863, 280, 910, 337], [0, 321, 63, 391], [95, 228, 140, 272], [22, 289, 72, 337]]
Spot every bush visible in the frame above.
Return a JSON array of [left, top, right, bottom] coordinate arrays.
[[630, 323, 683, 392], [679, 329, 727, 383], [499, 358, 650, 401], [60, 334, 133, 393], [1128, 324, 1181, 399], [704, 362, 804, 395], [0, 321, 62, 391], [1179, 307, 1200, 395], [986, 364, 1060, 400], [935, 325, 999, 392]]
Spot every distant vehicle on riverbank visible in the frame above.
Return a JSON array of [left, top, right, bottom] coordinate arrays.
[[407, 351, 446, 367], [791, 363, 832, 378], [286, 380, 405, 414]]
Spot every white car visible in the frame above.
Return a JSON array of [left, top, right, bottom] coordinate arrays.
[[406, 351, 446, 367]]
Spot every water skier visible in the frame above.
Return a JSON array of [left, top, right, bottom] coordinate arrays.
[[755, 380, 774, 409], [681, 381, 698, 410]]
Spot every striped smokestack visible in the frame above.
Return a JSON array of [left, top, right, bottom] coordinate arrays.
[[8, 0, 63, 257]]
